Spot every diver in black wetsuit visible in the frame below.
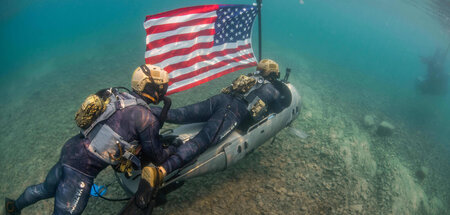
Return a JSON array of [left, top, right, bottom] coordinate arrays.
[[144, 59, 282, 190], [5, 64, 173, 215], [417, 44, 450, 95]]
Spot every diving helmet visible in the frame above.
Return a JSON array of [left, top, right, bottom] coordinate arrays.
[[256, 59, 280, 80], [131, 64, 169, 104]]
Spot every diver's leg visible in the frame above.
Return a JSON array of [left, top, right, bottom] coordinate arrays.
[[53, 166, 93, 215], [162, 107, 240, 173], [150, 95, 226, 124], [14, 162, 63, 210]]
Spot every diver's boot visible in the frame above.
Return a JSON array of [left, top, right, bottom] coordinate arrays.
[[5, 198, 21, 215]]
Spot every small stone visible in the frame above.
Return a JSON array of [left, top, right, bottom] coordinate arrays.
[[376, 121, 395, 136], [350, 204, 363, 213], [363, 115, 375, 127], [322, 182, 332, 190], [415, 166, 428, 182], [304, 111, 312, 119], [287, 191, 296, 197]]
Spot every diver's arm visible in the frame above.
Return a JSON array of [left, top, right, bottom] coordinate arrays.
[[150, 106, 178, 123], [137, 111, 175, 165], [150, 98, 214, 124], [263, 83, 281, 103], [263, 83, 282, 112]]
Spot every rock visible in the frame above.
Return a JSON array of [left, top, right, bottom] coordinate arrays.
[[350, 204, 363, 213], [376, 121, 395, 136], [363, 115, 375, 127], [415, 166, 428, 182], [275, 187, 287, 194]]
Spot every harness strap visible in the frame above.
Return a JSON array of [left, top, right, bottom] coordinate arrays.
[[83, 99, 117, 137], [122, 151, 141, 170], [243, 75, 269, 99], [82, 91, 150, 137], [140, 65, 155, 84]]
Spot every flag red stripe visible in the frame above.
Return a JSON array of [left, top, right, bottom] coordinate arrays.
[[146, 17, 217, 35], [169, 53, 255, 83], [145, 5, 219, 21], [166, 62, 257, 95], [146, 29, 215, 50], [146, 42, 214, 65], [164, 44, 252, 72]]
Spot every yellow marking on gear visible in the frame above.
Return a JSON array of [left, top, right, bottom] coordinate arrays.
[[222, 75, 257, 94], [251, 99, 266, 117], [75, 94, 107, 129], [141, 92, 157, 103], [109, 143, 140, 176], [158, 166, 167, 178], [141, 167, 157, 187]]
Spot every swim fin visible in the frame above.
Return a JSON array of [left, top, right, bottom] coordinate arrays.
[[4, 198, 21, 215], [118, 166, 162, 215], [117, 196, 155, 215]]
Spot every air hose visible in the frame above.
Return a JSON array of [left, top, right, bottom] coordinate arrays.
[[91, 183, 131, 202]]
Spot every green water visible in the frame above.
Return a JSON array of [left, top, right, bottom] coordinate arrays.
[[1, 0, 449, 214]]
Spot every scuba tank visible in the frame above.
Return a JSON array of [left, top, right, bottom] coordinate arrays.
[[75, 88, 148, 176]]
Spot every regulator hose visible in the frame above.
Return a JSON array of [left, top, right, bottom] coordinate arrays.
[[158, 97, 172, 128]]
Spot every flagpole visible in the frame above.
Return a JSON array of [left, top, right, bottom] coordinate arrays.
[[257, 0, 262, 61]]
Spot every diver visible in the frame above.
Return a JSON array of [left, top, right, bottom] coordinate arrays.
[[145, 59, 282, 193], [416, 44, 450, 95], [4, 64, 174, 215]]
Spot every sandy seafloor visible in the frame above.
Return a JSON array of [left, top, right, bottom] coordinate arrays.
[[1, 1, 450, 214], [0, 39, 449, 215]]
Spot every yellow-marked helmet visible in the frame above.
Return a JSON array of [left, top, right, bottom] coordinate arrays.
[[131, 64, 169, 104], [257, 59, 279, 80]]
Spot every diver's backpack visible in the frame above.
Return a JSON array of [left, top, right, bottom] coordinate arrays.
[[75, 90, 111, 129], [75, 88, 149, 175], [222, 74, 269, 120]]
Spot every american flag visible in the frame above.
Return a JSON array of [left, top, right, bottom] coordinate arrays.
[[144, 4, 258, 95]]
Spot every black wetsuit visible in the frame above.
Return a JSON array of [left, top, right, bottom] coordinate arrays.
[[14, 92, 172, 215], [152, 82, 280, 174]]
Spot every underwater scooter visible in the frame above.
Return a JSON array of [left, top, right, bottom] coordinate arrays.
[[115, 68, 302, 201]]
